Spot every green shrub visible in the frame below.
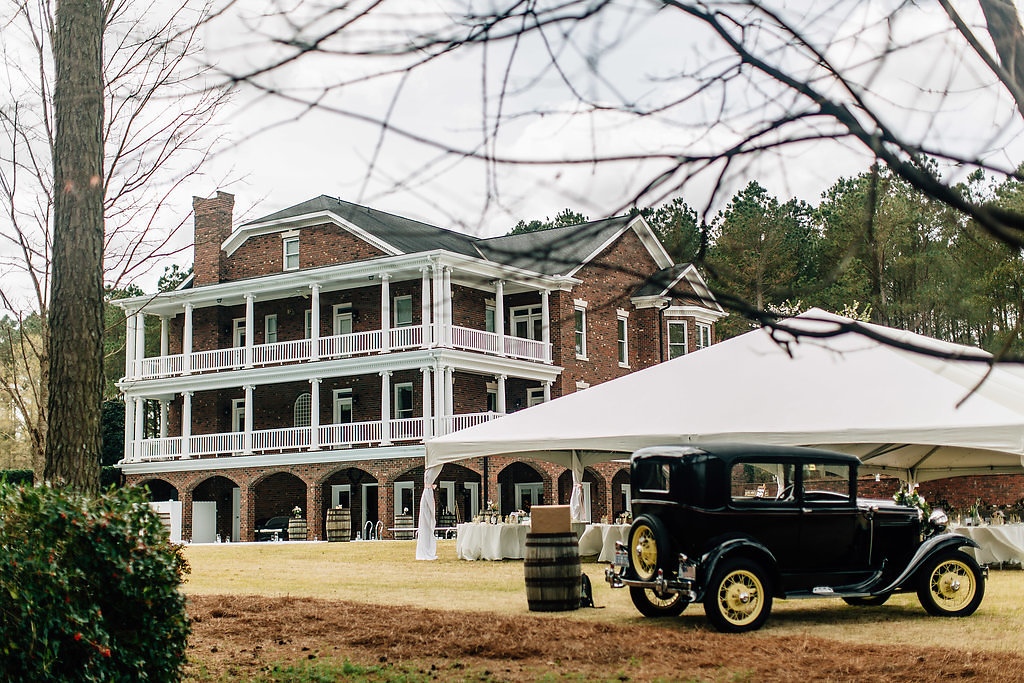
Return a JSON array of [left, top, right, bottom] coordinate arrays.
[[0, 482, 190, 682], [0, 469, 33, 486]]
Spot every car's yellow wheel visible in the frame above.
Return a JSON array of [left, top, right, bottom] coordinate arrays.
[[704, 559, 773, 633], [917, 550, 985, 617], [629, 586, 688, 617], [628, 516, 669, 582]]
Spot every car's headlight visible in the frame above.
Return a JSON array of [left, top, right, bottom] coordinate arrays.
[[928, 508, 948, 532]]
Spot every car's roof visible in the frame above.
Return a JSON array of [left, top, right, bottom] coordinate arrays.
[[631, 443, 861, 467]]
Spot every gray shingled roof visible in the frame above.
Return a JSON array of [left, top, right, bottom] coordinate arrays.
[[245, 195, 484, 259], [475, 215, 632, 275], [633, 264, 720, 309]]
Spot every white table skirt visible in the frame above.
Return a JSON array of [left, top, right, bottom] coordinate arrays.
[[578, 524, 630, 562], [953, 524, 1024, 565], [456, 522, 530, 560]]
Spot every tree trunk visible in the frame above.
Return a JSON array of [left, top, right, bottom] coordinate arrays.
[[44, 0, 104, 493]]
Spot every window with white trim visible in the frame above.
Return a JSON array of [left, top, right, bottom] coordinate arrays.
[[697, 322, 712, 350], [394, 382, 414, 419], [304, 310, 312, 339], [395, 481, 415, 518], [485, 304, 496, 333], [617, 314, 629, 366], [575, 380, 590, 392], [231, 398, 246, 433], [394, 295, 413, 327], [232, 318, 245, 348], [333, 389, 353, 423], [574, 306, 587, 358], [333, 304, 352, 335], [265, 315, 278, 344], [486, 384, 498, 413], [283, 237, 299, 271], [527, 387, 545, 407], [294, 393, 311, 427], [668, 320, 687, 359], [510, 305, 542, 340]]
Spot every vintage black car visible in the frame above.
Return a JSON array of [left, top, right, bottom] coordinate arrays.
[[606, 444, 986, 632]]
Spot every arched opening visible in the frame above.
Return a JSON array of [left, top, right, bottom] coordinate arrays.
[[140, 478, 178, 501], [294, 393, 311, 427], [252, 472, 307, 541], [192, 475, 240, 543], [612, 468, 631, 520], [497, 461, 544, 514], [319, 467, 379, 540], [556, 467, 602, 523]]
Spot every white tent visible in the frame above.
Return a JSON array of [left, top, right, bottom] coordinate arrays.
[[415, 309, 1024, 558]]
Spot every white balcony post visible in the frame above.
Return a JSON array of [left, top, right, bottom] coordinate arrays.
[[134, 396, 145, 459], [134, 311, 146, 377], [497, 374, 507, 414], [380, 274, 391, 352], [309, 378, 321, 451], [244, 293, 254, 368], [444, 365, 454, 418], [310, 283, 321, 361], [182, 303, 193, 375], [433, 361, 444, 435], [543, 381, 552, 403], [123, 394, 135, 461], [181, 391, 192, 459], [243, 384, 254, 454], [160, 316, 169, 357], [421, 366, 433, 439], [495, 280, 506, 356], [432, 262, 443, 347], [541, 289, 551, 363], [380, 370, 392, 446], [443, 266, 453, 346], [420, 266, 432, 347], [159, 399, 168, 439], [125, 313, 136, 379]]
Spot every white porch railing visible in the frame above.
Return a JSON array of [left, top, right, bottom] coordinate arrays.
[[127, 323, 550, 381], [127, 412, 503, 463]]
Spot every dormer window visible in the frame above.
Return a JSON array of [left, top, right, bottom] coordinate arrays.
[[283, 236, 299, 270]]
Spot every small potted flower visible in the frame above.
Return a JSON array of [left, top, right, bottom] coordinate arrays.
[[288, 506, 307, 541]]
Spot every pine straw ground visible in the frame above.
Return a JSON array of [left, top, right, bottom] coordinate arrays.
[[185, 595, 1024, 682]]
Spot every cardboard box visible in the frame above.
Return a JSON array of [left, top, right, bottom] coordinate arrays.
[[531, 505, 571, 534]]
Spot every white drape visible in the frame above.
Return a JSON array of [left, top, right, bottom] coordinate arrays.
[[416, 464, 442, 560], [569, 450, 584, 521]]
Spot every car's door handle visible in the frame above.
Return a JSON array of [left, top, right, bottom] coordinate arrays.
[[802, 507, 813, 514]]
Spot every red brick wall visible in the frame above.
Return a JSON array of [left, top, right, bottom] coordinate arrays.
[[221, 222, 388, 282]]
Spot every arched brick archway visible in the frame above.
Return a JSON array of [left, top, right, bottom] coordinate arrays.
[[556, 467, 605, 522], [318, 466, 379, 541], [191, 475, 242, 543], [497, 461, 546, 514], [612, 468, 631, 519], [251, 472, 308, 531], [139, 478, 179, 501]]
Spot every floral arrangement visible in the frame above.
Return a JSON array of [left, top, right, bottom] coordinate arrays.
[[893, 483, 930, 515], [291, 505, 302, 518], [485, 500, 498, 513]]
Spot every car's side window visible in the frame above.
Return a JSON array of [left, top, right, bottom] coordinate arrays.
[[730, 462, 796, 504], [801, 462, 851, 503], [637, 461, 671, 493]]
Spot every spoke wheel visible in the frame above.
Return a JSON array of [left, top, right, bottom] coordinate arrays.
[[704, 559, 772, 633], [628, 516, 670, 582], [917, 550, 984, 617], [629, 586, 688, 617]]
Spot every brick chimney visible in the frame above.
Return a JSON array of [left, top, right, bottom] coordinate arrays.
[[192, 191, 234, 287]]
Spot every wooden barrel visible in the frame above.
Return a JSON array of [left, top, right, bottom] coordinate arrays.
[[524, 532, 581, 612], [393, 513, 415, 540], [326, 507, 351, 542], [287, 517, 307, 541]]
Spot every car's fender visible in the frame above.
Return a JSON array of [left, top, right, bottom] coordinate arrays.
[[875, 532, 981, 594], [697, 537, 778, 600]]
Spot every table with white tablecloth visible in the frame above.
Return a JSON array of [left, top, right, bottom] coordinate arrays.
[[577, 523, 630, 562], [456, 522, 530, 560], [952, 524, 1024, 565]]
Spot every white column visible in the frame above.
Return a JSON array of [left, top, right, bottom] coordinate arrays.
[[182, 303, 193, 375], [433, 360, 444, 435], [124, 395, 136, 461], [543, 381, 551, 403], [495, 280, 505, 356], [181, 392, 192, 459], [443, 266, 453, 346], [497, 374, 507, 414], [541, 289, 551, 363], [380, 370, 392, 446], [420, 266, 432, 347], [381, 274, 391, 352], [160, 316, 169, 357], [134, 311, 146, 377], [421, 366, 433, 439], [444, 365, 454, 418], [309, 378, 321, 451], [243, 384, 254, 454], [159, 399, 168, 439], [125, 314, 136, 379], [134, 396, 145, 459], [244, 293, 254, 368], [432, 263, 444, 347], [310, 283, 321, 361]]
